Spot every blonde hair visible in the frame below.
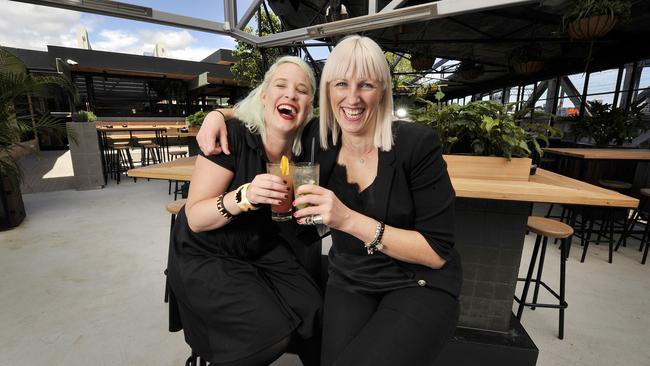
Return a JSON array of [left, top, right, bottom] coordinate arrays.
[[319, 35, 394, 151], [234, 56, 316, 155]]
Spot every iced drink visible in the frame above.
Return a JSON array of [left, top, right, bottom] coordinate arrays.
[[293, 162, 319, 224], [266, 158, 293, 222]]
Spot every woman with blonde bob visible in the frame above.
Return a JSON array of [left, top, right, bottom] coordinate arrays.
[[198, 36, 462, 365], [167, 56, 322, 366]]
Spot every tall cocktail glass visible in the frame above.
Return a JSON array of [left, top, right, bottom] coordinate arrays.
[[266, 161, 293, 222], [292, 162, 320, 225]]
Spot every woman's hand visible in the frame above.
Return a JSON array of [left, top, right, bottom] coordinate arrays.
[[197, 110, 230, 156], [248, 173, 292, 206], [293, 184, 353, 230]]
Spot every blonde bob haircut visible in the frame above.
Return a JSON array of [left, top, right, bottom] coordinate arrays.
[[234, 55, 316, 156], [319, 35, 394, 151]]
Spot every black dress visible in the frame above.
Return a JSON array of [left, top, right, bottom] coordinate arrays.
[[167, 120, 322, 364]]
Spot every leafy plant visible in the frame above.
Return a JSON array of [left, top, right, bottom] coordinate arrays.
[[563, 0, 632, 27], [1, 48, 76, 183], [72, 110, 97, 122], [186, 110, 209, 127], [231, 11, 283, 88], [568, 100, 647, 146], [410, 99, 562, 159]]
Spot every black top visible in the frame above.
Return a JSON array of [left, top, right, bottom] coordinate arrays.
[[306, 120, 463, 298], [328, 163, 416, 293]]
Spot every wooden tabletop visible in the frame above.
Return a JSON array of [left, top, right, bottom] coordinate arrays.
[[128, 155, 638, 208], [128, 156, 196, 181], [543, 148, 650, 160]]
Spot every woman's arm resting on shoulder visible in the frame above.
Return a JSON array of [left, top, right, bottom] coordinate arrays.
[[196, 109, 234, 156], [293, 184, 447, 269]]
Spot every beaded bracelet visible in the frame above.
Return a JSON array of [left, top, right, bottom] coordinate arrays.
[[216, 193, 234, 220], [364, 221, 385, 255]]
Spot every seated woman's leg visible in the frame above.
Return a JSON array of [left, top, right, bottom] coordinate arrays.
[[324, 287, 459, 366], [320, 285, 379, 366]]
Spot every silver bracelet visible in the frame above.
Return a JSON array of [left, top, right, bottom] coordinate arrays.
[[364, 221, 385, 255]]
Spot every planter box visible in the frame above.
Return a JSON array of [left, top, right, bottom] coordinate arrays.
[[0, 173, 26, 230], [67, 122, 105, 190]]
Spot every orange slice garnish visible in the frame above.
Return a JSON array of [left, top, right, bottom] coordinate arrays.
[[280, 155, 289, 176]]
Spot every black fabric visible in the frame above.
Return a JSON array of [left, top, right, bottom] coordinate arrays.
[[328, 163, 415, 293], [167, 120, 322, 364], [321, 285, 459, 366], [308, 121, 463, 298]]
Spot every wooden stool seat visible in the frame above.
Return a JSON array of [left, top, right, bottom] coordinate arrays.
[[169, 151, 187, 157], [598, 179, 632, 190], [143, 143, 160, 148], [111, 141, 130, 147], [166, 199, 186, 215], [527, 216, 573, 239], [640, 188, 650, 198]]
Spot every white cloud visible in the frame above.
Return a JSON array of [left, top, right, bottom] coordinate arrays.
[[0, 0, 80, 50], [0, 0, 236, 62], [94, 29, 139, 50]]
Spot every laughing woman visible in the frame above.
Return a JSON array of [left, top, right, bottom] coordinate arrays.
[[166, 56, 322, 366]]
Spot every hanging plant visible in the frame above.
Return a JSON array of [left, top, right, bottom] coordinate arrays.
[[563, 0, 632, 40], [456, 62, 483, 80], [510, 44, 544, 75], [410, 54, 435, 71]]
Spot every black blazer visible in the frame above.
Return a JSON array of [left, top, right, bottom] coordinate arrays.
[[311, 120, 462, 298]]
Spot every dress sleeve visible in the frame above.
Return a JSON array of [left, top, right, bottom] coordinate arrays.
[[201, 120, 241, 172], [407, 125, 456, 261]]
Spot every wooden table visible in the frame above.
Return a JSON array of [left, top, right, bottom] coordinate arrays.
[[127, 156, 196, 181], [543, 148, 650, 160], [543, 147, 650, 188], [128, 155, 637, 208]]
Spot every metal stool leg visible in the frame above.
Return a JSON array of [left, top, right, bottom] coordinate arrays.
[[531, 236, 548, 310], [516, 234, 542, 320]]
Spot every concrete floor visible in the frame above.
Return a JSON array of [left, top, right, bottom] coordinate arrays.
[[2, 152, 649, 365]]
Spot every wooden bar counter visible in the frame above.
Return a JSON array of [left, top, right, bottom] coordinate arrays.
[[129, 155, 638, 209]]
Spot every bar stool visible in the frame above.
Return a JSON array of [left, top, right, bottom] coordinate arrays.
[[575, 179, 632, 263], [110, 144, 134, 184], [515, 216, 573, 339], [616, 188, 650, 264]]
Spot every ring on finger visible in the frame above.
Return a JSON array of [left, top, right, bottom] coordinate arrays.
[[311, 214, 323, 225]]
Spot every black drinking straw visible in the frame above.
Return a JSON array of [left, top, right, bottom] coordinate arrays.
[[310, 137, 315, 164]]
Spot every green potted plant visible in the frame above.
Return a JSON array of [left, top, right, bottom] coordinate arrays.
[[1, 48, 74, 229], [563, 0, 632, 39], [186, 110, 210, 128], [568, 100, 647, 146], [410, 99, 561, 160]]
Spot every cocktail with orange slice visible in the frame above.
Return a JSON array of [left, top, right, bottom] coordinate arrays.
[[266, 156, 293, 221]]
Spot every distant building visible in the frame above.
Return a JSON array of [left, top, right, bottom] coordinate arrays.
[[2, 45, 246, 119]]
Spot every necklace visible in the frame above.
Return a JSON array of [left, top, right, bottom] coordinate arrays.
[[343, 145, 375, 164]]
